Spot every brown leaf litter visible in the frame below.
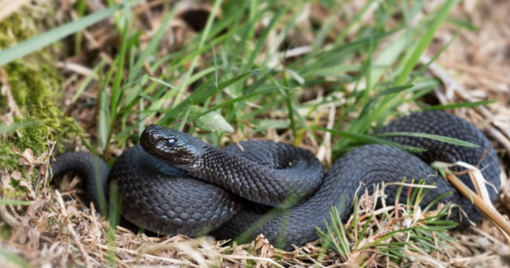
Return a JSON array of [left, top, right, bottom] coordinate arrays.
[[1, 0, 510, 267]]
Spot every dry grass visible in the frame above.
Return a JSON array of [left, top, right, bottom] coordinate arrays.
[[1, 0, 510, 267], [421, 0, 510, 266]]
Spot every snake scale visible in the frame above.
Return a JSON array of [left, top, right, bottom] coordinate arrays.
[[50, 111, 500, 250]]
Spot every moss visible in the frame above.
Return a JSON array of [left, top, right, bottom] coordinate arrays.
[[0, 13, 83, 175], [0, 226, 11, 240], [3, 186, 28, 199]]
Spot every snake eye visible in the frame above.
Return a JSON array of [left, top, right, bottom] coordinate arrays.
[[166, 138, 177, 148]]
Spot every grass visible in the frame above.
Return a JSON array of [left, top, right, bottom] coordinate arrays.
[[0, 0, 503, 266], [0, 4, 124, 67], [317, 180, 458, 266], [53, 0, 453, 154]]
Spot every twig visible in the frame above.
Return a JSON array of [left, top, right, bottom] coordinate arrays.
[[57, 62, 98, 78], [445, 174, 510, 236], [316, 103, 336, 165]]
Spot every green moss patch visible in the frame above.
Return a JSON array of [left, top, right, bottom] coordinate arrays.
[[0, 13, 82, 174]]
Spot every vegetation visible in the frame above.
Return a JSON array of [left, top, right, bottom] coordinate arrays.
[[0, 13, 81, 173], [0, 0, 508, 267], [317, 180, 458, 266]]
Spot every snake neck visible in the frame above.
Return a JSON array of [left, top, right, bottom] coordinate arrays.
[[182, 145, 315, 207], [139, 125, 324, 207]]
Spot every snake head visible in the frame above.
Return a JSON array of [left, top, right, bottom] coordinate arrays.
[[140, 125, 203, 167]]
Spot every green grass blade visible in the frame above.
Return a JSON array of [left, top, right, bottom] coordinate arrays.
[[110, 2, 130, 119], [0, 199, 33, 205], [318, 127, 426, 153], [171, 0, 224, 108], [376, 131, 480, 148], [72, 60, 105, 103], [446, 18, 479, 31], [424, 100, 495, 111], [368, 34, 409, 90], [188, 88, 278, 123], [127, 5, 178, 82], [158, 71, 253, 125], [422, 192, 453, 213], [334, 0, 377, 44], [394, 0, 460, 86], [0, 122, 37, 134], [0, 4, 123, 67], [409, 30, 460, 83], [0, 248, 31, 268]]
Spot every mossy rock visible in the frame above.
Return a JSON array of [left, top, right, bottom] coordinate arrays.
[[0, 13, 82, 174]]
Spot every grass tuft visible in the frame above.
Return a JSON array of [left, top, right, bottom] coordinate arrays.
[[317, 180, 457, 266]]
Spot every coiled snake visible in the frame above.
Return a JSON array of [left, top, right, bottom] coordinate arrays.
[[50, 111, 500, 250]]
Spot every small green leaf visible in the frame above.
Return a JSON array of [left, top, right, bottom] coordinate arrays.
[[191, 107, 234, 133]]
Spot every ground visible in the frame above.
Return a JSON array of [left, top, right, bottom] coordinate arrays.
[[0, 0, 509, 267]]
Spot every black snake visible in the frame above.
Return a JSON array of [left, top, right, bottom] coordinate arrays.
[[50, 111, 501, 250]]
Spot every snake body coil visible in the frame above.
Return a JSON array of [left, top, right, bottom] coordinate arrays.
[[50, 111, 500, 250]]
